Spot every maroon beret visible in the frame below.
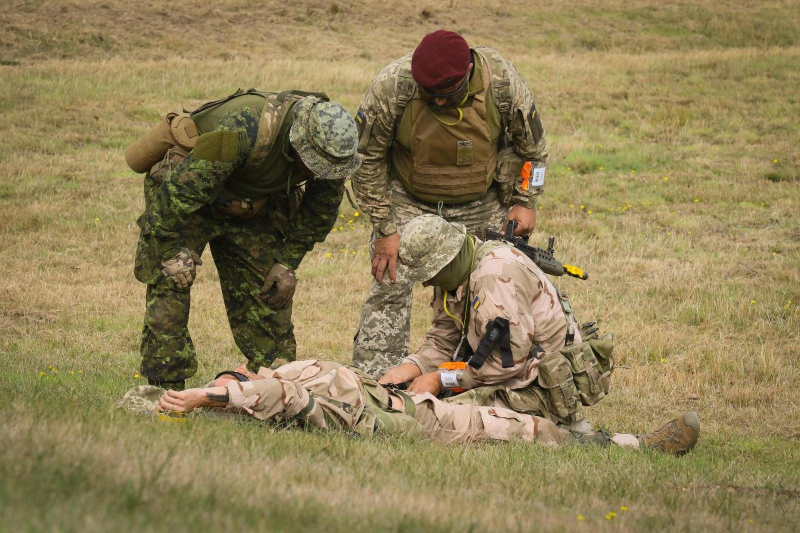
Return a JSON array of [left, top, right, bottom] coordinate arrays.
[[411, 30, 471, 90]]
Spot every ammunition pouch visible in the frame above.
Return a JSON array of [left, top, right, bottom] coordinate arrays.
[[494, 147, 524, 208], [125, 113, 199, 174], [536, 331, 615, 422]]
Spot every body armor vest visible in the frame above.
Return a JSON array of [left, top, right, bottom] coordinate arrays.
[[392, 52, 502, 204], [190, 89, 327, 202]]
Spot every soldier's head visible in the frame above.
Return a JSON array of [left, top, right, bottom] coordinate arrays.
[[399, 214, 474, 291], [412, 30, 474, 110], [290, 98, 362, 180]]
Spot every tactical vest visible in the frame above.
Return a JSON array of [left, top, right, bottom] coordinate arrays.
[[391, 47, 512, 204], [190, 89, 329, 202]]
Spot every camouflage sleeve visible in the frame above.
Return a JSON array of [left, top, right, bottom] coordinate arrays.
[[504, 57, 548, 209], [350, 57, 407, 228], [404, 287, 465, 373], [458, 264, 539, 389], [274, 177, 345, 270], [149, 107, 260, 259]]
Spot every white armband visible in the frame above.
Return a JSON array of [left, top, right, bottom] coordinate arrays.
[[440, 371, 461, 390]]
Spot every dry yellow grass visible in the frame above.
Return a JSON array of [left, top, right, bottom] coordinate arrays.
[[1, 0, 800, 530]]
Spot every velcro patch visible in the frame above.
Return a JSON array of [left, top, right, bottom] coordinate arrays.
[[193, 131, 240, 162]]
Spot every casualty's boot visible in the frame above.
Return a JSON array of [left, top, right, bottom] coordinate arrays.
[[639, 412, 700, 456]]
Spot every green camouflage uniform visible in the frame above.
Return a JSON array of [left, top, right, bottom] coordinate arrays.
[[134, 92, 359, 389], [351, 46, 549, 376]]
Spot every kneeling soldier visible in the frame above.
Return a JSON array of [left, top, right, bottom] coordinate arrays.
[[380, 214, 613, 433], [127, 89, 361, 390]]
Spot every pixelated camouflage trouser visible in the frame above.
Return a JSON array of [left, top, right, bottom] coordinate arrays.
[[352, 180, 509, 376], [135, 180, 296, 388]]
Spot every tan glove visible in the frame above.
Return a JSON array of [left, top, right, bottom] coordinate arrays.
[[161, 248, 202, 289], [260, 263, 297, 309]]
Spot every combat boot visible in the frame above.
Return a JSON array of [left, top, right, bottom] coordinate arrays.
[[639, 412, 700, 456]]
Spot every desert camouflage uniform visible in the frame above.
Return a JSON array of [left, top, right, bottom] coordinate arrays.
[[118, 360, 643, 448], [402, 238, 589, 423], [352, 47, 549, 375], [135, 96, 352, 389]]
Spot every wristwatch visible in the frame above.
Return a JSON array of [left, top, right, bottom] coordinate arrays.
[[373, 219, 398, 238]]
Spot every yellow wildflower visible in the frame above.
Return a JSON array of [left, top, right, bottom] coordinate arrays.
[[567, 167, 572, 171], [609, 512, 617, 517], [694, 198, 700, 203], [577, 515, 585, 521], [338, 226, 343, 230], [663, 176, 669, 181], [78, 370, 83, 374], [751, 300, 756, 304], [340, 214, 345, 218], [660, 357, 666, 363], [68, 370, 74, 375], [773, 159, 778, 164], [134, 373, 140, 379], [580, 205, 585, 209], [599, 166, 604, 170], [94, 217, 100, 222], [354, 211, 360, 217], [587, 210, 593, 214], [39, 371, 46, 376], [325, 253, 331, 259], [569, 204, 574, 208], [621, 506, 628, 511]]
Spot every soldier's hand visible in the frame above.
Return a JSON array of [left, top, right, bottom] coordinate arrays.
[[161, 248, 202, 290], [407, 371, 442, 396], [378, 363, 422, 385], [504, 205, 537, 237], [260, 263, 297, 309], [372, 232, 400, 283]]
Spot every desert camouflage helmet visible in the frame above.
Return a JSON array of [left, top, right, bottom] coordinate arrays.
[[399, 214, 467, 283], [290, 97, 362, 180]]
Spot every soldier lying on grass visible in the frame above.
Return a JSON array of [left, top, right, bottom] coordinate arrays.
[[118, 359, 700, 455]]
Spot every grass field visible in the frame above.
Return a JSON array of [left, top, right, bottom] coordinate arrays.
[[1, 0, 799, 530]]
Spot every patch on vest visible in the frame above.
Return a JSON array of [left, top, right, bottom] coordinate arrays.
[[456, 140, 473, 166], [193, 131, 240, 162]]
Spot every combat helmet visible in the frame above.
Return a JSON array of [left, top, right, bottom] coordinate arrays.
[[398, 214, 467, 283], [290, 98, 362, 180]]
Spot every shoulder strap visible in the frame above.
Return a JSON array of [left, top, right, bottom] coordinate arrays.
[[472, 47, 512, 137]]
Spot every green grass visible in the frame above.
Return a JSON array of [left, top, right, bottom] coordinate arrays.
[[2, 0, 800, 530]]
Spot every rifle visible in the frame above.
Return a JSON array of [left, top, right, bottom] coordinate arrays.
[[481, 220, 588, 280]]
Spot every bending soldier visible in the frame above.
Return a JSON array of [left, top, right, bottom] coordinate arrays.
[[118, 360, 700, 456], [128, 89, 361, 390], [351, 30, 549, 375]]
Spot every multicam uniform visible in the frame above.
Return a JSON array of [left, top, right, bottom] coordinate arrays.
[[352, 46, 549, 375], [133, 91, 352, 388]]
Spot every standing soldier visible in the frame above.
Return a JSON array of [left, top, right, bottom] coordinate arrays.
[[351, 30, 548, 375], [126, 89, 361, 391]]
